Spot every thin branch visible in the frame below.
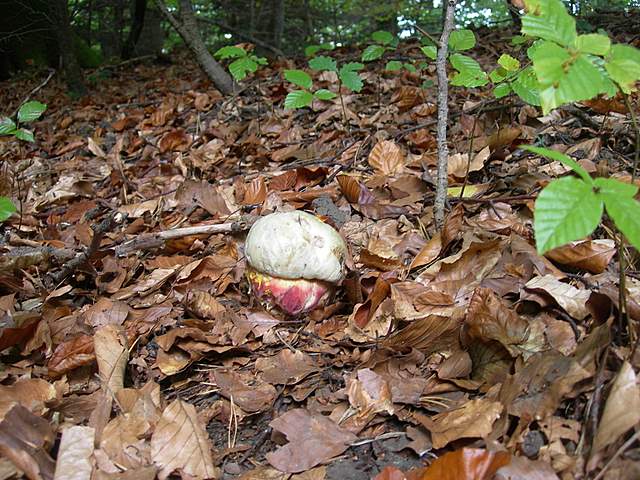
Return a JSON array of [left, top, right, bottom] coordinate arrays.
[[433, 0, 457, 228]]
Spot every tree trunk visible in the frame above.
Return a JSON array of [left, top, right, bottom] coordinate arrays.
[[273, 0, 285, 49], [49, 0, 87, 97], [154, 0, 234, 95], [122, 0, 147, 59]]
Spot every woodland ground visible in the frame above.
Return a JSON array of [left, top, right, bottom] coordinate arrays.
[[1, 18, 640, 480]]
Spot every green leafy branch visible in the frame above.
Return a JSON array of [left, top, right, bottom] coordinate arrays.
[[213, 45, 268, 81], [283, 69, 336, 109]]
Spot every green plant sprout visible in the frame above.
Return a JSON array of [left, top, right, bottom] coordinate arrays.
[[213, 45, 268, 81], [360, 30, 415, 74], [305, 42, 334, 58], [282, 69, 336, 108], [0, 100, 47, 222], [421, 29, 488, 88], [489, 54, 541, 106]]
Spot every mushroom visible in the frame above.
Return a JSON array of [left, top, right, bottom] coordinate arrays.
[[244, 210, 348, 315]]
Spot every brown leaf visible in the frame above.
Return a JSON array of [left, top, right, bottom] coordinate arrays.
[[593, 361, 640, 453], [418, 399, 503, 449], [0, 378, 57, 415], [158, 129, 191, 153], [466, 288, 547, 359], [0, 403, 56, 480], [256, 350, 319, 385], [337, 175, 362, 203], [409, 233, 442, 270], [368, 140, 405, 176], [266, 409, 357, 473], [214, 370, 277, 413], [82, 298, 129, 329], [53, 426, 95, 480], [185, 291, 226, 320], [94, 325, 128, 394], [524, 275, 590, 320], [545, 239, 615, 274], [447, 147, 490, 179], [48, 334, 95, 378], [494, 456, 559, 480], [242, 177, 268, 205], [418, 448, 511, 480], [151, 399, 219, 479]]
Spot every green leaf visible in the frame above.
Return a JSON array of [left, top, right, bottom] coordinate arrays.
[[511, 35, 528, 45], [490, 67, 508, 83], [339, 69, 364, 92], [15, 128, 34, 142], [605, 44, 640, 94], [522, 0, 577, 47], [372, 30, 394, 45], [0, 196, 16, 222], [385, 60, 402, 71], [530, 41, 607, 113], [403, 62, 417, 73], [308, 55, 337, 72], [511, 66, 541, 106], [534, 176, 602, 254], [17, 101, 46, 123], [494, 83, 512, 98], [284, 90, 313, 109], [449, 29, 476, 51], [214, 46, 245, 59], [341, 62, 364, 72], [594, 177, 639, 198], [449, 53, 488, 87], [284, 69, 313, 89], [229, 57, 257, 80], [305, 45, 323, 57], [0, 117, 17, 135], [498, 54, 520, 71], [601, 193, 640, 252], [313, 89, 337, 100], [361, 45, 385, 62], [576, 34, 611, 56], [522, 145, 592, 183], [420, 45, 437, 60]]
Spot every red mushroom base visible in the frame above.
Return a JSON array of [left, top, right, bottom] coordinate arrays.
[[246, 267, 334, 316]]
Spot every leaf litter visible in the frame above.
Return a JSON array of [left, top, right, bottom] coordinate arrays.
[[0, 24, 640, 480]]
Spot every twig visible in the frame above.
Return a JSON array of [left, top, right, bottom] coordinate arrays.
[[623, 93, 640, 181], [114, 218, 253, 256], [434, 0, 457, 228], [449, 194, 537, 204], [11, 68, 56, 117], [593, 430, 640, 480]]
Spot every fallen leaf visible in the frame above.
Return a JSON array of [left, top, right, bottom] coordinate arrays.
[[266, 409, 357, 473], [545, 239, 615, 274], [255, 350, 319, 385], [151, 399, 219, 479], [524, 275, 591, 320], [48, 334, 95, 378], [94, 324, 128, 394], [593, 361, 640, 453], [53, 426, 95, 480], [368, 140, 405, 176], [419, 448, 511, 480]]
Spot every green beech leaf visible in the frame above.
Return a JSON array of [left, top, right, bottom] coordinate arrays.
[[17, 101, 46, 123], [493, 83, 512, 98], [284, 69, 313, 89], [490, 67, 508, 83], [522, 0, 577, 47], [372, 30, 394, 45], [339, 69, 363, 92], [534, 176, 602, 254], [601, 194, 640, 251], [385, 60, 402, 71], [309, 55, 337, 72], [576, 34, 611, 55], [522, 145, 592, 183], [229, 57, 257, 80], [362, 45, 385, 62], [305, 45, 322, 57], [15, 128, 34, 142], [420, 46, 437, 60], [511, 66, 541, 106], [403, 62, 417, 73], [0, 196, 16, 222], [498, 54, 520, 71], [0, 117, 17, 135], [449, 53, 488, 87], [605, 44, 640, 94], [214, 46, 245, 59], [284, 90, 313, 109], [313, 89, 337, 100], [449, 29, 476, 51]]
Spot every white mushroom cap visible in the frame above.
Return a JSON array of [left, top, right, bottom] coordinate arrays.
[[245, 211, 347, 283]]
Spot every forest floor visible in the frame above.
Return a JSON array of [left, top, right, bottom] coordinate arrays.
[[1, 19, 640, 480]]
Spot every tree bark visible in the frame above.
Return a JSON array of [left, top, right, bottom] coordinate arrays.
[[273, 0, 285, 49], [434, 0, 456, 228], [154, 0, 235, 95], [122, 0, 147, 59], [49, 0, 87, 97]]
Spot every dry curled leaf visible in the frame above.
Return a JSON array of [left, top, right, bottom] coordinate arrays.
[[53, 426, 95, 480], [94, 324, 128, 394]]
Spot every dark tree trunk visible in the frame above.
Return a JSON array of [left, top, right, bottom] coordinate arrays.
[[154, 0, 234, 95], [122, 0, 147, 58], [273, 0, 285, 49], [49, 0, 87, 96]]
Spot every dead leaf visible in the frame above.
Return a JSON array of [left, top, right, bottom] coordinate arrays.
[[545, 239, 615, 274], [593, 361, 640, 453], [524, 275, 591, 320], [151, 399, 219, 479], [53, 426, 95, 480], [266, 409, 357, 473], [494, 456, 559, 479], [418, 448, 511, 480], [48, 334, 95, 378], [368, 140, 405, 176], [448, 146, 490, 179], [256, 350, 319, 385], [94, 324, 128, 394], [0, 378, 57, 415]]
